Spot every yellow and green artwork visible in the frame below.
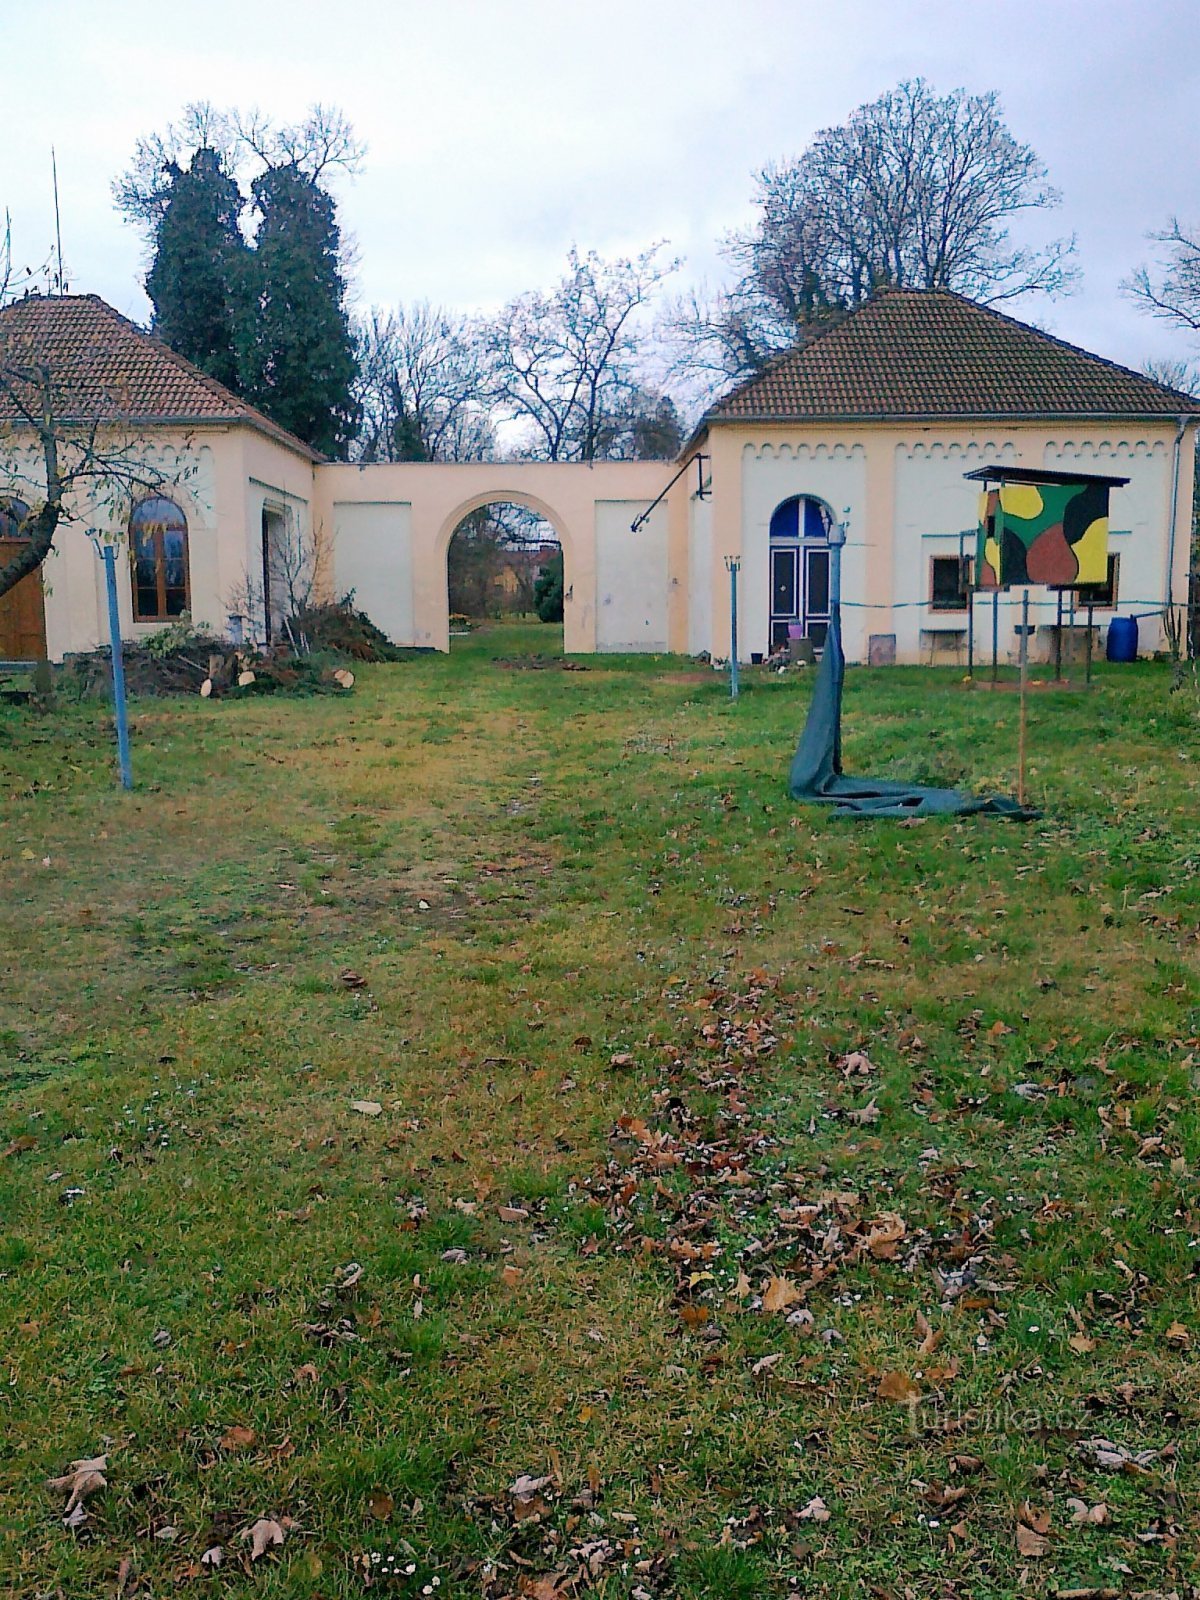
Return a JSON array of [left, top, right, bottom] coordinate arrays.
[[969, 469, 1124, 590]]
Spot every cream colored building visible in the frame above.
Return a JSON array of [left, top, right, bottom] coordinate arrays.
[[1, 290, 1196, 666]]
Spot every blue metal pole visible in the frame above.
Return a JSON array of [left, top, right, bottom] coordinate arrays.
[[101, 545, 133, 790], [729, 559, 739, 700]]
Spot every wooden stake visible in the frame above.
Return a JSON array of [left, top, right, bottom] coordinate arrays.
[[1018, 587, 1029, 806]]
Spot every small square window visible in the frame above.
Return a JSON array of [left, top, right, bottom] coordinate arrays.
[[930, 555, 970, 611], [1073, 553, 1119, 609]]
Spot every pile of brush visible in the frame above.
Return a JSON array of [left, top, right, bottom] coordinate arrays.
[[59, 633, 356, 700]]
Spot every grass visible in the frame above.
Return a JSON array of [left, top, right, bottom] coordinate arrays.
[[1, 618, 1197, 1598]]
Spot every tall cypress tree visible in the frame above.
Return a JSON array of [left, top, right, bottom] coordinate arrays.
[[145, 147, 246, 391], [236, 165, 358, 457]]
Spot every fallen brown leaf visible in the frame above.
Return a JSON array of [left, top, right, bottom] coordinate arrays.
[[1016, 1522, 1050, 1558], [866, 1212, 906, 1258], [798, 1495, 831, 1522], [877, 1370, 921, 1404], [46, 1454, 107, 1516], [847, 1098, 881, 1126], [762, 1274, 803, 1313], [1020, 1501, 1052, 1536], [243, 1517, 286, 1560], [750, 1352, 783, 1376], [519, 1578, 569, 1600], [218, 1424, 257, 1452], [915, 1309, 941, 1355], [368, 1488, 394, 1520], [1067, 1497, 1109, 1525], [838, 1050, 875, 1077]]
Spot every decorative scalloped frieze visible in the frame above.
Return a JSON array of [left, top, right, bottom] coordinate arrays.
[[743, 440, 865, 462], [1045, 439, 1167, 461], [896, 440, 1017, 462]]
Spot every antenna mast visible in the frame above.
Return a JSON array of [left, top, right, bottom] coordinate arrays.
[[51, 147, 64, 294]]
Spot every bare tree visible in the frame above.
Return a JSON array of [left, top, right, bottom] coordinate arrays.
[[233, 105, 365, 184], [113, 102, 240, 230], [1142, 355, 1200, 397], [115, 102, 363, 233], [0, 264, 174, 603], [1125, 219, 1200, 336], [483, 244, 679, 461], [354, 304, 493, 462], [675, 79, 1076, 389]]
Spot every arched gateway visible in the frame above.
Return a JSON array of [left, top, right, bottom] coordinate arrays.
[[314, 460, 677, 654]]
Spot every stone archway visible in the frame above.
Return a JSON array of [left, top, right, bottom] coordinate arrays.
[[437, 488, 572, 643], [316, 460, 675, 655]]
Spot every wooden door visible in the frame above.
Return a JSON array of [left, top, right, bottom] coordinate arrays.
[[0, 539, 48, 660]]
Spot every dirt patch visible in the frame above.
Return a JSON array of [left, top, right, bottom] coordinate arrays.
[[493, 657, 589, 672], [969, 677, 1092, 693]]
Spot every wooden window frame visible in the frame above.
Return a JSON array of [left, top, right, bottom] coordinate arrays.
[[129, 498, 190, 623], [929, 553, 971, 613]]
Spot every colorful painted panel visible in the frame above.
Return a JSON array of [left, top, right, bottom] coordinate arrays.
[[975, 479, 1109, 590]]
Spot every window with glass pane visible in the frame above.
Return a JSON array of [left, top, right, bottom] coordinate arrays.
[[1074, 553, 1119, 609], [0, 498, 31, 539], [930, 555, 970, 610], [129, 497, 189, 621]]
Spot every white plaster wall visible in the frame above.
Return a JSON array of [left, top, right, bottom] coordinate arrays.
[[332, 500, 415, 644], [1043, 438, 1172, 650], [688, 492, 713, 655], [889, 433, 1176, 662], [738, 441, 867, 661], [594, 499, 668, 651], [4, 436, 224, 659], [893, 440, 1017, 661]]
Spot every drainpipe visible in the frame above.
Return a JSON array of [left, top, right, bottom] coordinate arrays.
[[1165, 414, 1189, 610]]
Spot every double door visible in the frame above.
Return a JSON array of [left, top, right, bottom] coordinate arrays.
[[770, 543, 830, 653]]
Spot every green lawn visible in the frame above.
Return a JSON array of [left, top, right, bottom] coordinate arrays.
[[1, 621, 1197, 1598]]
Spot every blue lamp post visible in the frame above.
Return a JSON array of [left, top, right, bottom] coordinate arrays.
[[724, 553, 741, 700], [89, 533, 133, 790]]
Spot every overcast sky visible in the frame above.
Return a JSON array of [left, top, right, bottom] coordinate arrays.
[[4, 0, 1198, 376]]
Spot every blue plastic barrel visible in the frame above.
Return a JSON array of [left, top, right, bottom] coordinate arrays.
[[1105, 615, 1138, 663]]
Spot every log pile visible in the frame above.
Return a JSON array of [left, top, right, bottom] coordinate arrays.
[[60, 638, 356, 700]]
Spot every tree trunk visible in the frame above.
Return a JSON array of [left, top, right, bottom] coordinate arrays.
[[0, 503, 60, 602]]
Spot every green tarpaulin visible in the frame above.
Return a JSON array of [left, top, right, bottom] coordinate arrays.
[[788, 612, 1034, 819]]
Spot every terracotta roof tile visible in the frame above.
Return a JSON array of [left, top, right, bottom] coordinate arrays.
[[0, 293, 322, 459], [708, 289, 1200, 424]]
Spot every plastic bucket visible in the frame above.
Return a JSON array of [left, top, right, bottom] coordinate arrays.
[[1105, 615, 1138, 663], [787, 623, 804, 640]]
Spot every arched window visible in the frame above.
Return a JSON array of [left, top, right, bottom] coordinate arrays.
[[129, 496, 189, 621], [0, 498, 31, 539], [769, 495, 832, 542]]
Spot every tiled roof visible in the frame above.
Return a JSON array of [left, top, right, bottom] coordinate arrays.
[[0, 293, 322, 459], [707, 289, 1200, 424]]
